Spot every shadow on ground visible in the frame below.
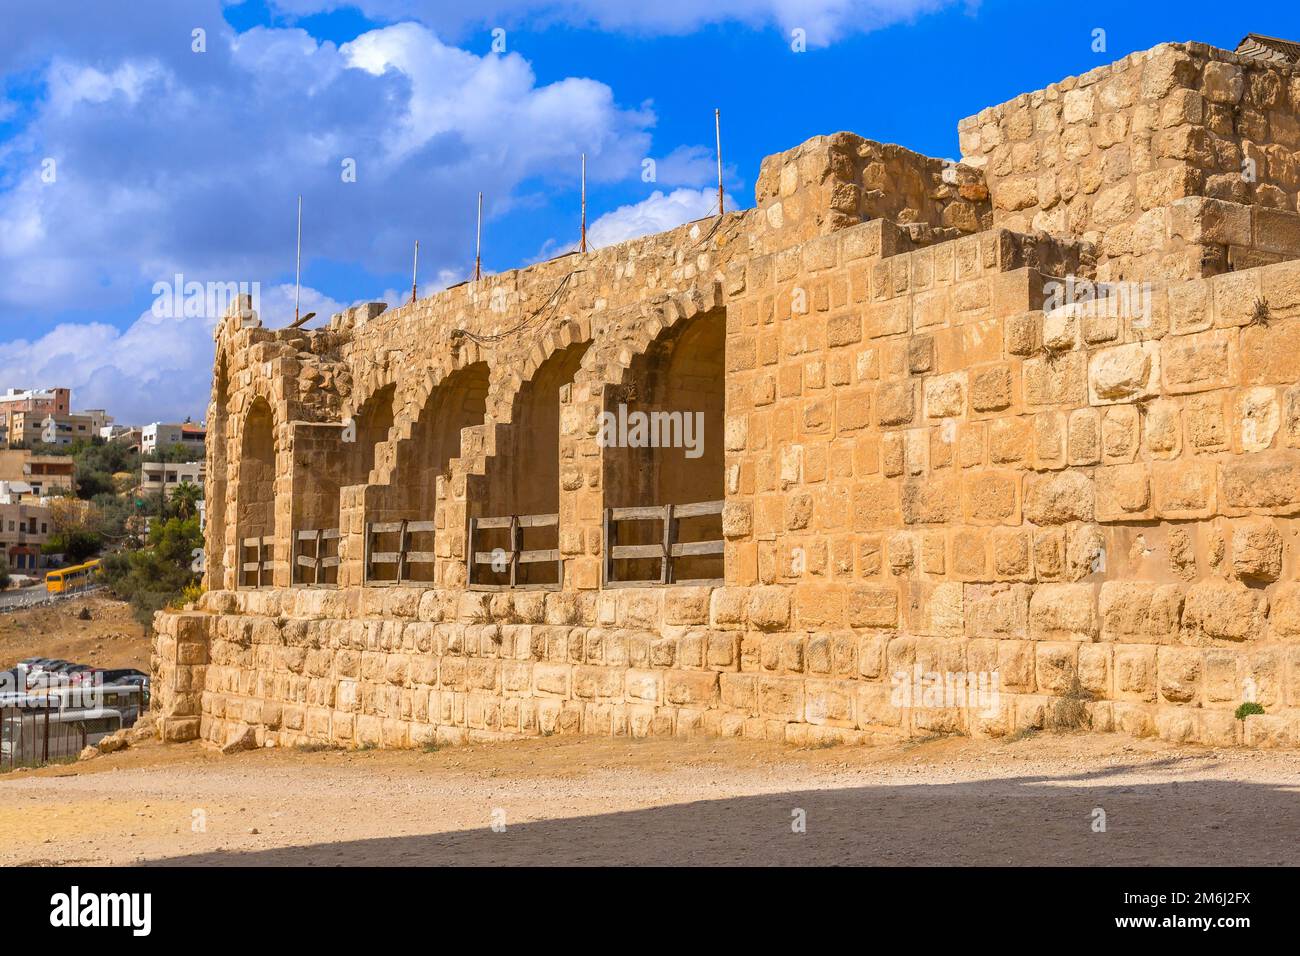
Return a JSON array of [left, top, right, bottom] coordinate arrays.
[[144, 770, 1300, 866]]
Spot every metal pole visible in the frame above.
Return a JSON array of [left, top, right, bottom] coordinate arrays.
[[411, 240, 419, 304], [474, 191, 483, 282], [715, 109, 725, 217], [580, 153, 588, 254], [294, 195, 302, 323]]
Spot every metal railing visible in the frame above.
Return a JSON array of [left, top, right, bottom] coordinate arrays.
[[363, 519, 436, 585], [603, 500, 724, 587], [294, 527, 340, 586], [466, 512, 563, 590]]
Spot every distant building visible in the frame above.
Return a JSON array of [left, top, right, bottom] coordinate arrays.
[[142, 422, 206, 456], [78, 409, 113, 432], [39, 412, 101, 447], [0, 449, 74, 497], [104, 425, 143, 450], [140, 459, 205, 499], [0, 388, 70, 446], [0, 500, 53, 572]]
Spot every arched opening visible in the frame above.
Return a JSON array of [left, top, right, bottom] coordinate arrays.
[[347, 383, 396, 488], [205, 357, 230, 589], [602, 308, 726, 585], [236, 397, 276, 589], [292, 385, 396, 587], [367, 362, 490, 584], [472, 341, 590, 589]]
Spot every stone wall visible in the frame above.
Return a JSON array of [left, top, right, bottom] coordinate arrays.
[[156, 39, 1300, 751], [961, 42, 1300, 281]]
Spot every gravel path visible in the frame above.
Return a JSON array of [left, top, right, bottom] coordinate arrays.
[[1, 733, 1296, 866]]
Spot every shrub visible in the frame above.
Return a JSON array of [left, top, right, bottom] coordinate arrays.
[[102, 516, 202, 625], [1047, 675, 1093, 732], [1234, 701, 1265, 720]]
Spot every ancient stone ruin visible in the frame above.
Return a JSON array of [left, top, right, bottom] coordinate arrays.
[[155, 40, 1300, 749]]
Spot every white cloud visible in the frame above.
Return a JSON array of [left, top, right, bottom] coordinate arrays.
[[0, 19, 655, 316], [587, 187, 725, 249], [269, 0, 953, 46], [0, 284, 344, 424]]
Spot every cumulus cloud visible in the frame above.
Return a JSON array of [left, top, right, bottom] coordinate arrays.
[[587, 187, 726, 249], [0, 14, 654, 318], [0, 284, 344, 424], [268, 0, 953, 46]]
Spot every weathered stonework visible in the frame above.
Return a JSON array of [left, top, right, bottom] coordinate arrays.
[[154, 40, 1300, 750]]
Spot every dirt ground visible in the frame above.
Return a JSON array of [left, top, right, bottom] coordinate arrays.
[[1, 730, 1297, 866], [0, 595, 149, 673]]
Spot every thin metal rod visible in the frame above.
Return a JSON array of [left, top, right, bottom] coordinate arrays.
[[474, 191, 483, 282], [294, 194, 302, 323], [715, 109, 724, 217], [411, 240, 419, 304], [580, 153, 588, 254]]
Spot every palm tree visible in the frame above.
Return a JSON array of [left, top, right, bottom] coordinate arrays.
[[171, 481, 202, 520]]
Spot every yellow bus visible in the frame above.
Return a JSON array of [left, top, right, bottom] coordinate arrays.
[[45, 558, 104, 594]]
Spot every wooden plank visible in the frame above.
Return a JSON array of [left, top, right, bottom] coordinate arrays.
[[396, 519, 408, 585], [295, 530, 318, 541], [474, 516, 512, 530], [319, 557, 340, 568], [314, 528, 325, 586], [474, 551, 510, 564], [404, 551, 437, 563], [241, 562, 261, 572], [609, 505, 665, 521], [320, 528, 341, 540], [660, 504, 681, 587], [296, 555, 317, 569], [516, 513, 558, 528], [518, 549, 560, 564], [368, 552, 400, 564], [363, 522, 373, 585], [674, 500, 724, 518], [671, 539, 725, 557], [405, 521, 437, 533], [368, 521, 404, 534], [610, 544, 664, 560], [242, 537, 262, 548], [508, 515, 519, 588]]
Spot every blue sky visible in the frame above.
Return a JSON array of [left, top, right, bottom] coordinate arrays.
[[1, 0, 1297, 422]]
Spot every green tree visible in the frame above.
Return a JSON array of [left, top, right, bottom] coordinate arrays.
[[170, 481, 202, 520], [42, 530, 102, 564], [102, 516, 203, 625]]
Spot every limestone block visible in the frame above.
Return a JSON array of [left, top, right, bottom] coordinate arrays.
[[1088, 342, 1159, 404], [1230, 519, 1283, 582], [1029, 583, 1097, 641], [1024, 470, 1095, 524], [1181, 582, 1268, 644]]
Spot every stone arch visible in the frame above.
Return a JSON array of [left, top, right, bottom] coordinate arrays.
[[345, 383, 396, 490], [473, 340, 591, 587], [236, 396, 277, 588], [366, 361, 491, 583], [601, 303, 727, 583]]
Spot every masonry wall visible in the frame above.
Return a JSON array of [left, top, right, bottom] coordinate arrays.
[[962, 42, 1300, 281], [156, 40, 1300, 751]]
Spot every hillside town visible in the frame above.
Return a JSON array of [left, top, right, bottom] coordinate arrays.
[[0, 385, 205, 603]]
